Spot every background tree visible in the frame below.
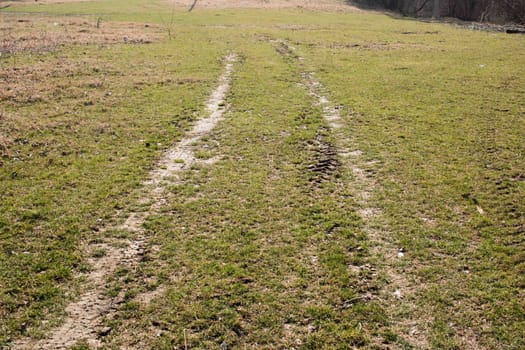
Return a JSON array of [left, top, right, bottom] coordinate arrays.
[[350, 0, 525, 24]]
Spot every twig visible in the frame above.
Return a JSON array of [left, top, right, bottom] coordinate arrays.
[[414, 0, 430, 15], [159, 1, 176, 39], [188, 0, 198, 12]]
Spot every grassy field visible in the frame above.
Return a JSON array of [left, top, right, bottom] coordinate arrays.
[[1, 0, 524, 349]]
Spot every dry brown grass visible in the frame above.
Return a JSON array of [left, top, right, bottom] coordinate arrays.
[[1, 0, 91, 6], [1, 60, 96, 103], [0, 131, 11, 157], [0, 15, 163, 56], [0, 15, 165, 104], [169, 0, 360, 12]]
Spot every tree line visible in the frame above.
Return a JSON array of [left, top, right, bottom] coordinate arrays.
[[352, 0, 525, 24]]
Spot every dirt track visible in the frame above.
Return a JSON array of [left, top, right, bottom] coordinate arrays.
[[14, 54, 237, 350], [1, 0, 359, 10], [171, 0, 359, 11]]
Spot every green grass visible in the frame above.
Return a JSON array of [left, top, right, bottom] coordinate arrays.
[[101, 39, 383, 349], [0, 13, 230, 343], [286, 24, 525, 349], [1, 1, 524, 349]]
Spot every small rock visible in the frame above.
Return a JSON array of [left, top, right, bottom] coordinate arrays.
[[393, 289, 402, 299], [98, 326, 112, 336], [220, 341, 228, 350], [307, 325, 318, 333]]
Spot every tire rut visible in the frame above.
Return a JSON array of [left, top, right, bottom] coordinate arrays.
[[14, 53, 237, 350], [272, 38, 430, 348], [306, 128, 340, 184]]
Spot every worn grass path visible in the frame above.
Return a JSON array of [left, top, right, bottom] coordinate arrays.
[[101, 37, 381, 349], [14, 54, 237, 350], [1, 1, 524, 349]]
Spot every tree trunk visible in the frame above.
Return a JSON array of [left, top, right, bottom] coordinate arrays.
[[432, 0, 441, 18]]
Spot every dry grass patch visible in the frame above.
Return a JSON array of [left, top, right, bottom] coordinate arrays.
[[168, 0, 360, 11], [1, 0, 92, 6], [0, 14, 162, 56]]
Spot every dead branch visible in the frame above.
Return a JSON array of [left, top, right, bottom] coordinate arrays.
[[188, 0, 198, 12]]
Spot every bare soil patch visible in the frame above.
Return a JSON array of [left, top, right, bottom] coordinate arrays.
[[272, 38, 432, 348], [170, 0, 359, 11], [13, 54, 236, 350], [1, 0, 91, 6]]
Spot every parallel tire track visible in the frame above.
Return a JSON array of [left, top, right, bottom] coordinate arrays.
[[272, 39, 430, 348]]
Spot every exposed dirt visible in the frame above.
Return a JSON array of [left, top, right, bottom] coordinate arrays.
[[1, 0, 360, 11], [302, 71, 344, 129], [285, 39, 487, 349], [272, 38, 432, 348], [13, 54, 236, 350], [169, 0, 359, 11], [145, 54, 236, 188], [1, 0, 93, 6]]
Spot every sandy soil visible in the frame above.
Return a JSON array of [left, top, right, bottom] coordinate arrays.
[[1, 0, 360, 11], [174, 0, 359, 11], [1, 0, 359, 11], [1, 0, 358, 10], [0, 0, 91, 7]]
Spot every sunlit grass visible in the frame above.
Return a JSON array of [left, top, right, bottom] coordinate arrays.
[[1, 1, 523, 348]]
